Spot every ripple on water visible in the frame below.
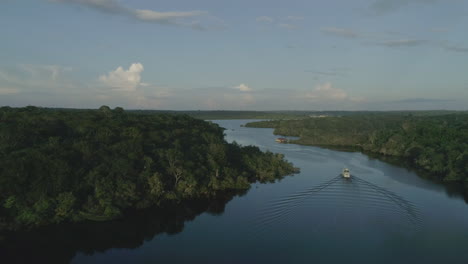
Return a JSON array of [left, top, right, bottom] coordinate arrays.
[[252, 175, 422, 239]]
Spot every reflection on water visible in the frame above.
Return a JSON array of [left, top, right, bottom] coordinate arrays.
[[0, 191, 246, 264], [255, 175, 422, 238], [364, 153, 468, 204], [3, 119, 468, 264]]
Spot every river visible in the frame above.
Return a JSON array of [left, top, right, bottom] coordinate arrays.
[[4, 120, 468, 263]]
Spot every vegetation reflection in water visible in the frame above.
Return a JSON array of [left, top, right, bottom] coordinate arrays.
[[3, 118, 468, 264], [0, 191, 246, 264]]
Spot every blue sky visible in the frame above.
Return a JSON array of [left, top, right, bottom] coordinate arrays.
[[1, 0, 467, 110]]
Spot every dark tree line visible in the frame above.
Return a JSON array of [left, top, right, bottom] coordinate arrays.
[[246, 113, 468, 182], [0, 192, 242, 264], [0, 106, 297, 230]]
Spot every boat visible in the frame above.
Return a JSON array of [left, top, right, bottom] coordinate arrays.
[[275, 138, 288, 143], [342, 168, 351, 178]]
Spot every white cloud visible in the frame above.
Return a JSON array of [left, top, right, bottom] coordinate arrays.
[[0, 63, 174, 109], [97, 63, 173, 108], [305, 82, 348, 101], [51, 0, 126, 14], [233, 83, 252, 92], [256, 16, 274, 23], [53, 0, 209, 29], [99, 63, 145, 91], [133, 9, 206, 22]]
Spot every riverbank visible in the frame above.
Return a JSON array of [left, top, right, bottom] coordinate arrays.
[[0, 106, 298, 231], [245, 113, 468, 183]]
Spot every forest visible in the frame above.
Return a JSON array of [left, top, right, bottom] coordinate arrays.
[[47, 109, 465, 120], [118, 109, 466, 120], [0, 106, 297, 231], [246, 113, 468, 182]]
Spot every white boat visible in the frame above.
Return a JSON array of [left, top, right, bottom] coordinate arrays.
[[342, 168, 351, 178]]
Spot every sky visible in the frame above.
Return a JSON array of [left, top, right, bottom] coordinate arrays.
[[1, 0, 467, 110]]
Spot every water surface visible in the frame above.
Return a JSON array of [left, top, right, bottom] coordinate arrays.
[[4, 120, 468, 263]]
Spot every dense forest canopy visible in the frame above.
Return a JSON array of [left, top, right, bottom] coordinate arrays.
[[246, 113, 468, 182], [118, 109, 468, 119], [0, 106, 297, 231], [20, 108, 466, 120]]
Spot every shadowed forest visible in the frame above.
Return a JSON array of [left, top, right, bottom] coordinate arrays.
[[0, 106, 297, 231], [246, 113, 468, 182]]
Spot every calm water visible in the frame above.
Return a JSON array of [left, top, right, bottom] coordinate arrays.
[[4, 120, 468, 263]]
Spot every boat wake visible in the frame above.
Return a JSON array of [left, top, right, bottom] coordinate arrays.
[[253, 175, 422, 237]]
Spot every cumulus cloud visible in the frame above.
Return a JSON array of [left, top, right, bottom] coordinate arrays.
[[52, 0, 208, 29], [320, 27, 359, 38], [96, 63, 172, 108], [256, 16, 274, 23], [99, 63, 145, 91], [305, 83, 348, 101], [233, 83, 252, 92], [0, 62, 173, 109]]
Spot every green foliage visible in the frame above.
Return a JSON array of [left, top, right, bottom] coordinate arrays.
[[54, 192, 76, 221], [0, 106, 297, 230], [3, 196, 16, 209], [128, 109, 466, 120], [247, 113, 468, 182]]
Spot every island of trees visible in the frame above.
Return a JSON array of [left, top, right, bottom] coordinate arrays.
[[246, 113, 468, 182], [0, 106, 298, 231]]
